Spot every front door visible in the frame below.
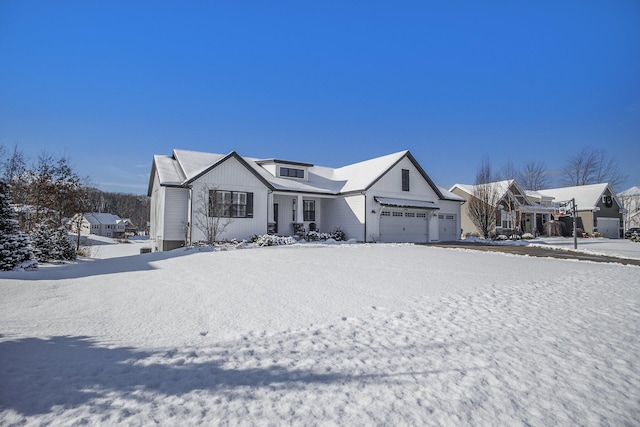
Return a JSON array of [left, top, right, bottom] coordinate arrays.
[[273, 203, 279, 233]]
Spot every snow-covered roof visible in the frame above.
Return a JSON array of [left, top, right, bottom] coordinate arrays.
[[374, 197, 439, 209], [150, 149, 452, 199], [84, 213, 122, 225], [536, 183, 612, 211], [618, 186, 640, 197], [450, 180, 518, 201]]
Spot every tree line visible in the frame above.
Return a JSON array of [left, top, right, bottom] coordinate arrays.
[[0, 144, 149, 233]]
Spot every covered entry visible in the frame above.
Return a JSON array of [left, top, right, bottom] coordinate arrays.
[[375, 197, 438, 243]]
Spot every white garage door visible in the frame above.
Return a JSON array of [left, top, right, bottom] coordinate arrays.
[[596, 217, 620, 239], [379, 210, 429, 243], [438, 214, 457, 241]]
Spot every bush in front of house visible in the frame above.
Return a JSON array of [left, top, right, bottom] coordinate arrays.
[[251, 234, 297, 247], [630, 233, 640, 243], [307, 228, 346, 242], [521, 233, 534, 240]]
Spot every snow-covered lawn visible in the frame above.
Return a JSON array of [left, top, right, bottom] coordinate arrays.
[[1, 241, 639, 425], [531, 236, 640, 260]]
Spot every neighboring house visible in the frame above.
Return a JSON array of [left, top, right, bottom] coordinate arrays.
[[530, 183, 624, 238], [70, 213, 127, 238], [618, 186, 640, 231], [148, 149, 464, 251], [119, 218, 139, 236], [450, 180, 554, 237]]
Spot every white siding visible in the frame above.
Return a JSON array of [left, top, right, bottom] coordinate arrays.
[[189, 156, 269, 241], [164, 187, 189, 241], [322, 194, 366, 241]]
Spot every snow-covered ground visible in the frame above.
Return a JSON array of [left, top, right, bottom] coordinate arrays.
[[531, 236, 640, 260], [1, 239, 639, 425]]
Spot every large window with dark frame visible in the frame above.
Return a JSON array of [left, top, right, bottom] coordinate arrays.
[[402, 169, 410, 191], [303, 200, 316, 221], [280, 167, 305, 179], [209, 190, 253, 218]]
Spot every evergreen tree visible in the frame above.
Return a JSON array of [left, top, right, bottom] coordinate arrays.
[[52, 227, 76, 261], [30, 223, 54, 263], [0, 181, 36, 270]]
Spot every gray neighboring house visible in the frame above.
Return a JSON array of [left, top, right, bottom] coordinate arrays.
[[71, 213, 127, 238], [530, 183, 624, 238]]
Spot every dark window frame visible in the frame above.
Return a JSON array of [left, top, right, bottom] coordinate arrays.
[[280, 167, 305, 179], [209, 190, 254, 218], [303, 200, 316, 221], [402, 169, 410, 191]]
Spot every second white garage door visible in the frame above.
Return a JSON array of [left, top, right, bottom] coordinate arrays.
[[438, 214, 458, 241], [379, 210, 429, 243]]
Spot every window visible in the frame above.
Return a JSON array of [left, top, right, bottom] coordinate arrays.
[[402, 169, 410, 191], [381, 211, 391, 216], [500, 210, 511, 229], [303, 200, 316, 221], [280, 167, 304, 179], [392, 211, 403, 217], [209, 190, 253, 218], [292, 198, 296, 221], [405, 212, 415, 217], [416, 213, 427, 218]]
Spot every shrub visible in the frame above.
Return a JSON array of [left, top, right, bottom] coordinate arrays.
[[495, 234, 508, 241], [307, 228, 346, 242], [521, 233, 534, 240], [252, 234, 297, 247], [630, 233, 640, 243], [464, 231, 480, 239]]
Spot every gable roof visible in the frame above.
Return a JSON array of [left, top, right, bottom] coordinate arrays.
[[150, 149, 451, 199], [84, 213, 122, 225], [618, 186, 640, 197], [536, 183, 620, 211]]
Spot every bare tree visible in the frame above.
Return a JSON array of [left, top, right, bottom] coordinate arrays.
[[499, 159, 518, 181], [468, 158, 501, 239], [192, 185, 233, 244], [561, 147, 627, 190], [518, 160, 549, 191], [1, 144, 28, 204]]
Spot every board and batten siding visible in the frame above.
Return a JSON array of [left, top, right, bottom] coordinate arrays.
[[366, 157, 444, 242], [189, 156, 269, 242], [322, 194, 366, 241]]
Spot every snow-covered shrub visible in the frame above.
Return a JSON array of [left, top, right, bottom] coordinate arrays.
[[30, 224, 77, 263], [630, 233, 640, 243], [307, 228, 346, 242], [252, 234, 297, 247], [464, 231, 480, 239], [0, 181, 36, 271], [521, 233, 534, 240], [591, 232, 604, 238], [495, 234, 508, 241]]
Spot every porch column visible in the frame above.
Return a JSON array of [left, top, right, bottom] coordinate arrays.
[[267, 192, 274, 223], [296, 194, 304, 223], [531, 213, 537, 234]]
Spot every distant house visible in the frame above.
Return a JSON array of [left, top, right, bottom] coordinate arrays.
[[70, 213, 126, 238], [529, 183, 624, 238], [148, 149, 464, 251], [450, 180, 554, 237], [618, 186, 640, 231]]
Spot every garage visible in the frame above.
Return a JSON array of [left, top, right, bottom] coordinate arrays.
[[379, 209, 429, 243], [438, 213, 458, 241], [596, 217, 620, 239]]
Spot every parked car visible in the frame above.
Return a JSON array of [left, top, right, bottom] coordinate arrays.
[[624, 228, 640, 238]]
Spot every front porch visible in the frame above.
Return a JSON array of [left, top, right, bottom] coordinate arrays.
[[269, 193, 332, 237]]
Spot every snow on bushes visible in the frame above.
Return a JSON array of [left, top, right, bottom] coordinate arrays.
[[307, 228, 346, 242], [251, 234, 297, 247]]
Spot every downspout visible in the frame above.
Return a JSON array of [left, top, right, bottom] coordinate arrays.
[[187, 185, 193, 247], [361, 191, 367, 243]]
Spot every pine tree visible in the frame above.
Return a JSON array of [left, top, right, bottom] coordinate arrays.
[[0, 181, 36, 270], [30, 223, 54, 263], [52, 227, 76, 261]]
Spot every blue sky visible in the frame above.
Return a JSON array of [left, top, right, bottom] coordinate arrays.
[[1, 1, 639, 195]]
